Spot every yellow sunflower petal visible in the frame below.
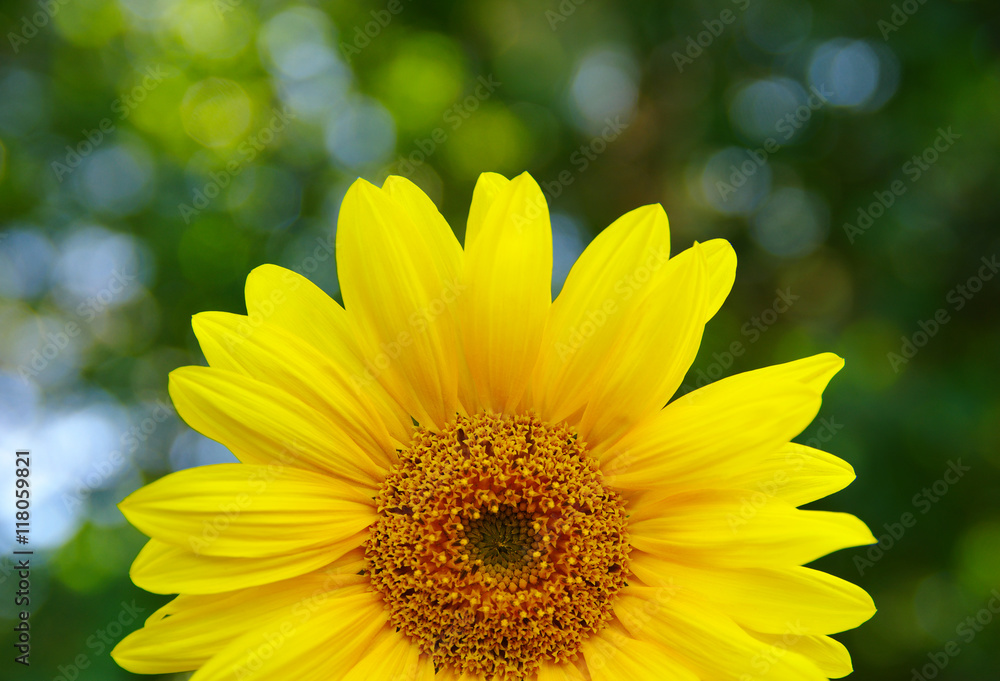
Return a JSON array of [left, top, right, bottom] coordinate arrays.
[[718, 443, 856, 507], [701, 238, 737, 320], [434, 668, 484, 681], [616, 586, 828, 681], [118, 463, 375, 557], [243, 264, 411, 443], [142, 597, 180, 627], [458, 172, 513, 416], [169, 366, 384, 488], [462, 172, 552, 413], [382, 175, 456, 244], [342, 627, 433, 681], [748, 632, 854, 679], [243, 264, 350, 346], [130, 538, 367, 595], [382, 175, 481, 416], [465, 171, 511, 249], [193, 311, 395, 468], [629, 552, 876, 635], [337, 178, 464, 428], [576, 242, 709, 450], [112, 568, 365, 674], [628, 489, 876, 567], [602, 379, 821, 490], [732, 352, 845, 394], [537, 660, 586, 680], [581, 629, 698, 681], [188, 585, 387, 681], [116, 171, 874, 681], [529, 204, 670, 425]]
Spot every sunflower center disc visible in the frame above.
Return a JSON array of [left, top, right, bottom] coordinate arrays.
[[365, 412, 631, 680]]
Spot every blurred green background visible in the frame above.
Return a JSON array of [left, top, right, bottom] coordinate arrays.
[[1, 0, 998, 678]]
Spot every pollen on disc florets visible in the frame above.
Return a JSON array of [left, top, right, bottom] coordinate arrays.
[[365, 412, 630, 680]]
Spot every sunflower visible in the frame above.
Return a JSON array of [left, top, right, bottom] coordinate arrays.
[[113, 171, 876, 681]]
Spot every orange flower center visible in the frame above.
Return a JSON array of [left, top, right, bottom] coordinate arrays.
[[365, 412, 631, 680]]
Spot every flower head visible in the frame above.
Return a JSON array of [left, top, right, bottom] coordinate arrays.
[[113, 171, 875, 681]]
